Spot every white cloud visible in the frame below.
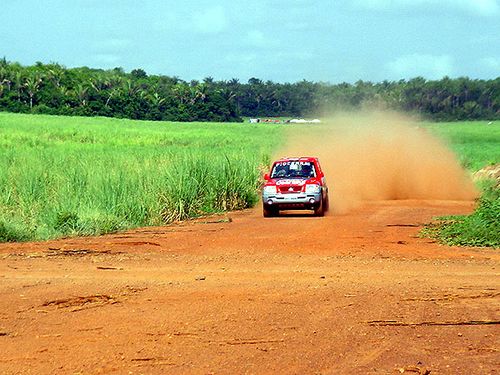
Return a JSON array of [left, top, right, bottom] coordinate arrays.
[[225, 53, 258, 64], [353, 0, 499, 16], [387, 53, 455, 79], [225, 50, 314, 63], [246, 30, 278, 48], [151, 13, 180, 32], [192, 6, 227, 34]]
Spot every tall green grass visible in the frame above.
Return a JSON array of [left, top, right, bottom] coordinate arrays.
[[0, 113, 280, 241]]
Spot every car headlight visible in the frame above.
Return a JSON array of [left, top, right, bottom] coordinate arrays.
[[305, 184, 321, 193], [263, 185, 276, 194]]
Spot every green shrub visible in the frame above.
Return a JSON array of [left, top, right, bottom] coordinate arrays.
[[422, 184, 499, 248], [0, 219, 31, 242]]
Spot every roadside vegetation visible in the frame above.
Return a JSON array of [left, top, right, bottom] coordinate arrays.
[[423, 121, 499, 248], [0, 113, 279, 242], [422, 181, 499, 248]]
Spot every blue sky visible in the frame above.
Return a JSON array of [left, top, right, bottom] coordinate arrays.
[[2, 0, 499, 83]]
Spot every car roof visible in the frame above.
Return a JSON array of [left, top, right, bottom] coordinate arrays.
[[274, 157, 319, 163]]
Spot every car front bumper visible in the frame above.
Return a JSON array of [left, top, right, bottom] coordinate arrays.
[[262, 192, 322, 209]]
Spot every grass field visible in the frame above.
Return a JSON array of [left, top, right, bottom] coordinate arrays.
[[0, 113, 282, 242], [0, 113, 498, 243]]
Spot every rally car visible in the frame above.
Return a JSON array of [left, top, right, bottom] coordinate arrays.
[[262, 157, 329, 217]]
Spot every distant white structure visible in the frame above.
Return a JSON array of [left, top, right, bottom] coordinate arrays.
[[289, 118, 321, 124], [248, 118, 322, 124]]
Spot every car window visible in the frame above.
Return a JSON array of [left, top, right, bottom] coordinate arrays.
[[271, 161, 316, 178]]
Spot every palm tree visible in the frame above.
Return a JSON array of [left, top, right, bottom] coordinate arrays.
[[149, 92, 165, 107], [89, 77, 109, 93], [203, 76, 214, 84], [24, 75, 42, 109], [194, 83, 208, 102], [105, 88, 120, 108], [74, 83, 89, 107], [0, 69, 12, 93], [218, 88, 236, 102], [123, 79, 141, 97], [0, 66, 10, 89], [172, 84, 189, 105], [14, 71, 24, 102], [46, 65, 64, 88]]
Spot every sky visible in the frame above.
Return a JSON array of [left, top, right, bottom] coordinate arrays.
[[1, 0, 499, 83]]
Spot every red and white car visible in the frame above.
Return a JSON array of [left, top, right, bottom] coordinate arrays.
[[262, 157, 329, 217]]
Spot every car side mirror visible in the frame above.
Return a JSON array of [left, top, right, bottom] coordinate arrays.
[[264, 173, 270, 180]]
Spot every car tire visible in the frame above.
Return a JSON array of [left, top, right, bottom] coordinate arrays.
[[323, 193, 330, 212], [314, 197, 324, 217], [263, 206, 278, 217]]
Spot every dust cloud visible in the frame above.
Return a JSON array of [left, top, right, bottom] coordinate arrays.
[[279, 111, 478, 213]]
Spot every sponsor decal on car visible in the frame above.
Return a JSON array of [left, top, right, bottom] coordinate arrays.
[[275, 179, 306, 186]]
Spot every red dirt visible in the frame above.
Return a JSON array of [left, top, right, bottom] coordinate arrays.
[[0, 200, 499, 374]]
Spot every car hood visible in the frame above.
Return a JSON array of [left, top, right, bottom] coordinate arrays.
[[265, 177, 321, 193], [266, 177, 320, 186]]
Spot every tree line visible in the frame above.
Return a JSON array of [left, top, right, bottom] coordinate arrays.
[[0, 58, 498, 122]]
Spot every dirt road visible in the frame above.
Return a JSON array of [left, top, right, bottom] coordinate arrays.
[[1, 200, 498, 374]]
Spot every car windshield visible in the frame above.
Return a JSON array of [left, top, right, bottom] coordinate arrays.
[[271, 161, 316, 178]]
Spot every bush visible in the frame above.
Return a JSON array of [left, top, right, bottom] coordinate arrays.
[[422, 183, 499, 247], [32, 104, 56, 115], [0, 219, 31, 242]]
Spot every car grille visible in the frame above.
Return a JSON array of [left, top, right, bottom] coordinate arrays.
[[278, 186, 303, 194]]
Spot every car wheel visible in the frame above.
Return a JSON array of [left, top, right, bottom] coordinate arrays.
[[263, 206, 278, 217], [314, 198, 324, 217]]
